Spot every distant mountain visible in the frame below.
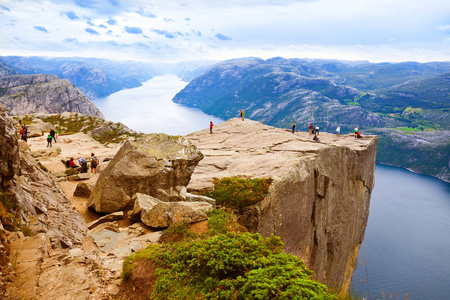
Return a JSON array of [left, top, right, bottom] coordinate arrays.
[[292, 59, 450, 91], [173, 57, 450, 181], [0, 56, 216, 100], [361, 72, 450, 114], [173, 57, 381, 132], [0, 56, 162, 99], [0, 74, 103, 118], [0, 62, 20, 77]]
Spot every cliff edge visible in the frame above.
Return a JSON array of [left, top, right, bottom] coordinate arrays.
[[186, 118, 377, 294]]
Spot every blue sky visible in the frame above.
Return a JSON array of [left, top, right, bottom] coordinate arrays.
[[1, 0, 449, 63]]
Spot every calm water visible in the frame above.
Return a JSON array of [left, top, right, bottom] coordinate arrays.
[[95, 78, 450, 299], [351, 164, 450, 300], [94, 74, 223, 135]]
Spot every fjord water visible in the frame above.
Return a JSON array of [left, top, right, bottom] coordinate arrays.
[[94, 74, 223, 135], [351, 164, 450, 300], [95, 76, 450, 299]]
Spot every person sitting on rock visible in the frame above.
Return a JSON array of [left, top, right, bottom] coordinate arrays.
[[313, 133, 319, 142], [67, 158, 77, 169], [354, 126, 359, 138]]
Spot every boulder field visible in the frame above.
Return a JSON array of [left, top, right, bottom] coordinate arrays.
[[186, 118, 377, 293]]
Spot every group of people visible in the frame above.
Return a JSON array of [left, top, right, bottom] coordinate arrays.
[[288, 122, 362, 141], [46, 128, 58, 147], [209, 109, 246, 134], [239, 110, 245, 121], [66, 153, 99, 174]]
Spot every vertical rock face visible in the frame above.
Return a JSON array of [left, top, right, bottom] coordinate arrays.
[[256, 143, 376, 293], [0, 104, 20, 188], [186, 118, 377, 294], [87, 133, 204, 214], [0, 74, 104, 118]]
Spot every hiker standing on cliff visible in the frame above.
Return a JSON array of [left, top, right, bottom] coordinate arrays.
[[292, 121, 296, 133], [354, 127, 359, 138], [46, 133, 52, 147], [309, 123, 313, 134], [90, 153, 98, 174], [78, 157, 88, 173], [239, 110, 243, 120], [315, 125, 320, 135], [242, 110, 245, 121], [210, 121, 214, 134], [50, 128, 57, 143], [20, 125, 28, 142], [336, 126, 341, 137]]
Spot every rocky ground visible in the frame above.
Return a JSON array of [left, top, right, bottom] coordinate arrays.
[[2, 117, 377, 298]]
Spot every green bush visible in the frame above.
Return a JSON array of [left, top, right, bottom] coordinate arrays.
[[127, 232, 337, 299], [206, 177, 272, 210]]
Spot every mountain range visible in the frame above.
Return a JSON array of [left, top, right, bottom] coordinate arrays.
[[172, 57, 450, 182], [0, 56, 215, 100]]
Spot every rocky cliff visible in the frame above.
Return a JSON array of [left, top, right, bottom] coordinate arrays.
[[186, 118, 377, 294], [0, 74, 104, 118], [0, 104, 88, 297]]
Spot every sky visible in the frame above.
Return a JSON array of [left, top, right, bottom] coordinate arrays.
[[1, 0, 450, 63]]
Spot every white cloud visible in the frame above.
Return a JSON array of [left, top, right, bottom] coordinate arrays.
[[437, 25, 450, 34], [0, 0, 449, 63]]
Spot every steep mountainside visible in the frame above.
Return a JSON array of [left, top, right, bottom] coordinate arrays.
[[0, 74, 104, 118], [0, 62, 19, 77], [173, 58, 381, 132]]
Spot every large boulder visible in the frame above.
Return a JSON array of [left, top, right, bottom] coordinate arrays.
[[128, 193, 212, 228], [73, 182, 94, 198], [87, 133, 204, 214]]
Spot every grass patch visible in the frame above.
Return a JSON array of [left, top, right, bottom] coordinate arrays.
[[204, 177, 272, 210], [396, 127, 422, 132]]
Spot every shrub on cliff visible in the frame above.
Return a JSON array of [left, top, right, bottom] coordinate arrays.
[[206, 177, 272, 210], [123, 231, 337, 300]]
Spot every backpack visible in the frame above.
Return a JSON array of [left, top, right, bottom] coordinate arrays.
[[65, 160, 70, 168], [91, 156, 98, 165]]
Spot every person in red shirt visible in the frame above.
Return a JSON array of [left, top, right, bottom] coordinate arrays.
[[210, 121, 214, 134], [67, 158, 77, 169], [309, 123, 313, 134]]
